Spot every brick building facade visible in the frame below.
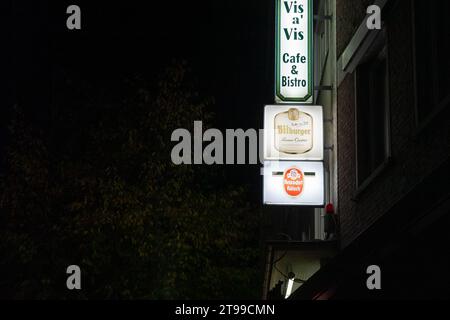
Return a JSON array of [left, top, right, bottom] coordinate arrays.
[[336, 0, 450, 249], [265, 0, 450, 299]]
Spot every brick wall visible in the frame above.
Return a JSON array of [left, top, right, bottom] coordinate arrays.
[[336, 0, 373, 57], [336, 0, 450, 247]]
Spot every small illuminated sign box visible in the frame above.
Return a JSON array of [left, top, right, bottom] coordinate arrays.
[[275, 0, 313, 103], [263, 161, 324, 206], [264, 105, 323, 161]]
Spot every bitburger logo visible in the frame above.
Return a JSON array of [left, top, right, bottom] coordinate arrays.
[[284, 167, 304, 197]]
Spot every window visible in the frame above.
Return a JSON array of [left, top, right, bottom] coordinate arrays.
[[355, 31, 391, 187], [413, 0, 450, 122]]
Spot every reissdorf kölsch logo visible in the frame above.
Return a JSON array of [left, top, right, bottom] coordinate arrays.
[[284, 167, 304, 197]]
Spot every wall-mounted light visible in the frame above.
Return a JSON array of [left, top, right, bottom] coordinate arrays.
[[285, 272, 296, 299]]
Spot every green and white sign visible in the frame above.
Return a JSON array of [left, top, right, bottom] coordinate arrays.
[[275, 0, 313, 103]]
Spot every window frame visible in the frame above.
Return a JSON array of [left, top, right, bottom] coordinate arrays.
[[353, 28, 392, 197], [411, 0, 450, 134]]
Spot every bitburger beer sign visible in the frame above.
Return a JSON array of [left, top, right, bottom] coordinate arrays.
[[264, 105, 324, 161], [275, 0, 313, 103]]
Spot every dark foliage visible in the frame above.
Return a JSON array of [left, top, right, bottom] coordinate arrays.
[[0, 61, 262, 299]]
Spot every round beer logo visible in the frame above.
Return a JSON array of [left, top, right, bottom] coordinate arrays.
[[284, 167, 304, 197]]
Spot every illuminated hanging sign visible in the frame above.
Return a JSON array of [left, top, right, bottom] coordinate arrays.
[[264, 105, 323, 161], [263, 161, 324, 206], [275, 0, 313, 103]]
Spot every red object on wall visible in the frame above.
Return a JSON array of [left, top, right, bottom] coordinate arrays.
[[325, 203, 334, 214]]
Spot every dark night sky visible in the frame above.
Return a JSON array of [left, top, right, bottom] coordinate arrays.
[[4, 0, 277, 196]]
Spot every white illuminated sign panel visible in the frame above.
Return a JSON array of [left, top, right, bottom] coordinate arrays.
[[263, 161, 324, 206], [264, 105, 323, 161], [275, 0, 313, 103]]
